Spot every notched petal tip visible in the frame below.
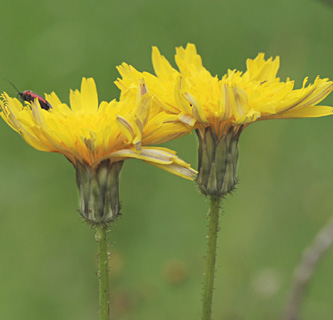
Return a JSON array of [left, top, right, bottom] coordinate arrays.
[[152, 46, 177, 79]]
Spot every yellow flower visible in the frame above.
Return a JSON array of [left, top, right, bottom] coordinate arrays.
[[0, 78, 196, 223], [116, 44, 333, 196]]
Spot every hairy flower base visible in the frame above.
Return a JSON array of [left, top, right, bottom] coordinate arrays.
[[75, 160, 123, 225], [196, 125, 242, 196]]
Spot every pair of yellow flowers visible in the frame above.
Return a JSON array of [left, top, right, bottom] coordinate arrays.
[[1, 43, 332, 223]]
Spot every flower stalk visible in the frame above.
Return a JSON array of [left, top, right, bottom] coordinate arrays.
[[202, 195, 221, 320], [95, 224, 110, 320]]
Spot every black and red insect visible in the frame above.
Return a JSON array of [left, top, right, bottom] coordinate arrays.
[[6, 80, 52, 111]]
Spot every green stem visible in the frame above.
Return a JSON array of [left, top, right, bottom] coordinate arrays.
[[95, 224, 110, 320], [202, 196, 221, 320]]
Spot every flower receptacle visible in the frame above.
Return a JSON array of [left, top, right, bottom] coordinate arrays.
[[196, 125, 241, 197], [75, 160, 124, 225]]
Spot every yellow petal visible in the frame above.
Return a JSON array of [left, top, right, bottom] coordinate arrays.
[[152, 46, 178, 80], [109, 147, 196, 180], [264, 106, 333, 119], [80, 78, 98, 112]]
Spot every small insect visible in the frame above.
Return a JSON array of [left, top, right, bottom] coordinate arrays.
[[6, 80, 52, 110]]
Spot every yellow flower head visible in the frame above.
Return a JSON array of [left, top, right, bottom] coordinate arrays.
[[116, 44, 333, 196], [116, 43, 333, 134], [0, 77, 195, 180], [0, 78, 196, 223]]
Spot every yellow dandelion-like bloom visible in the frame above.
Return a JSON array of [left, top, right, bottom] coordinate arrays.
[[0, 78, 195, 223], [116, 44, 333, 196]]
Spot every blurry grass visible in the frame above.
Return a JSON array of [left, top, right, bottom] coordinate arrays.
[[0, 0, 333, 319]]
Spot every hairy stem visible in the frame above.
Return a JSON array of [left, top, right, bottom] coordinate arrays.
[[95, 224, 110, 320], [202, 195, 221, 320]]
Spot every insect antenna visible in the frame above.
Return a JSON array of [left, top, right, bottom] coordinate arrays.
[[2, 78, 21, 96]]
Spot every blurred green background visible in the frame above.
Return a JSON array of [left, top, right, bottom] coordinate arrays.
[[0, 0, 332, 319]]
